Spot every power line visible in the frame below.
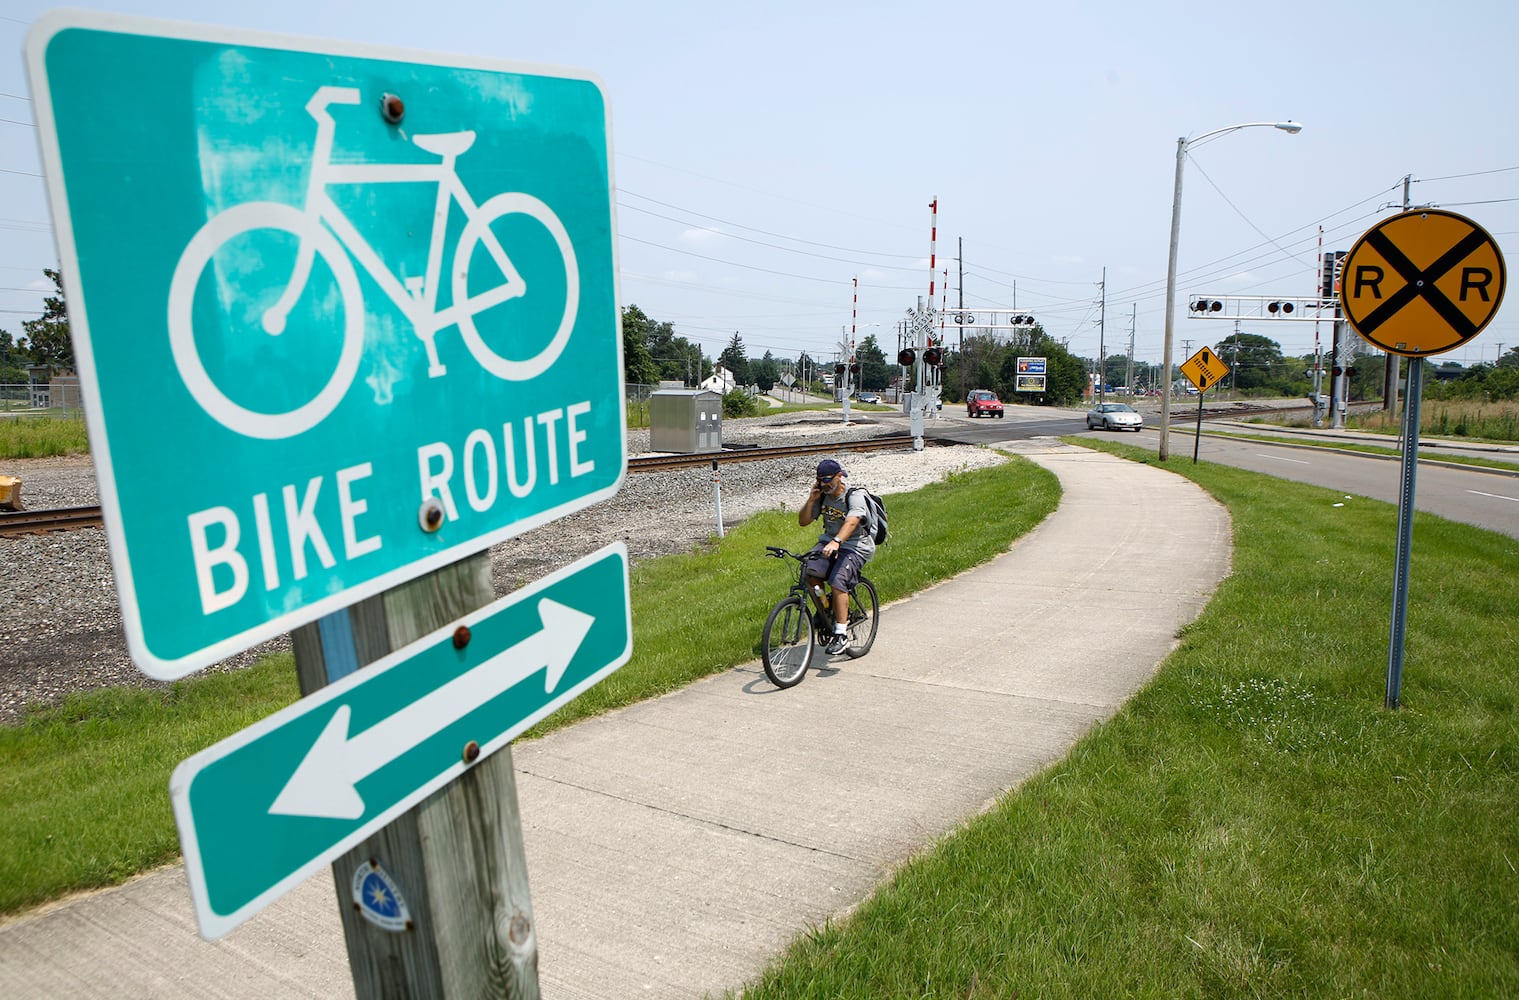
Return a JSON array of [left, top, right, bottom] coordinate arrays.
[[1416, 165, 1519, 183], [620, 189, 921, 262], [617, 202, 922, 273], [1185, 153, 1315, 268]]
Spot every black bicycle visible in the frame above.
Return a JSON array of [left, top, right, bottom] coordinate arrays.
[[760, 545, 879, 688]]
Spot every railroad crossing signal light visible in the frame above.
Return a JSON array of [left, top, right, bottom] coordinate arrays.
[[1192, 299, 1224, 313], [1332, 366, 1357, 377], [897, 348, 916, 366], [923, 347, 943, 366], [848, 362, 860, 375], [1010, 312, 1035, 326], [1267, 301, 1295, 315], [833, 363, 846, 376], [1346, 367, 1356, 378]]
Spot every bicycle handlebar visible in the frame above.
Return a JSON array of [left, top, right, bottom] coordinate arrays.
[[764, 545, 795, 560]]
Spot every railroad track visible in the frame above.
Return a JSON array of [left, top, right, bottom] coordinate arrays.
[[0, 504, 105, 537], [0, 436, 924, 536], [627, 434, 923, 473]]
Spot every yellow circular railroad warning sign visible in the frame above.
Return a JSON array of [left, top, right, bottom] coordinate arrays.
[[1339, 209, 1506, 357]]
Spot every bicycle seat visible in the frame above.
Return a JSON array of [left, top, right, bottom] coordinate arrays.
[[413, 130, 476, 157]]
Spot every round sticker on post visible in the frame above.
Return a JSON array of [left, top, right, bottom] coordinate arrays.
[[351, 859, 412, 932]]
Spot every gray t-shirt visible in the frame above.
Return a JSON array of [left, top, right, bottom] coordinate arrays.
[[814, 486, 875, 561]]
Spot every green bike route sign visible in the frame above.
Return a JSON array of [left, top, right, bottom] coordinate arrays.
[[171, 543, 631, 940], [26, 13, 625, 679]]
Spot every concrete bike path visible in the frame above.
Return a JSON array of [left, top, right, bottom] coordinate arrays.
[[0, 442, 1231, 999]]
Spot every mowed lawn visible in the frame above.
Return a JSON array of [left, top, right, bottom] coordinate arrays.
[[0, 454, 1060, 915], [738, 439, 1519, 999]]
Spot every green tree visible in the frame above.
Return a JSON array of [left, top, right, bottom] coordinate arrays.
[[1034, 332, 1087, 406], [0, 329, 28, 384], [857, 334, 890, 391], [750, 350, 780, 392], [718, 332, 750, 386], [619, 304, 661, 386], [642, 312, 705, 385], [22, 268, 72, 370], [1101, 353, 1132, 389], [1213, 332, 1286, 391], [721, 388, 760, 417]]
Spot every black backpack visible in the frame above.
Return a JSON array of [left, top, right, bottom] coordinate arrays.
[[847, 486, 888, 545]]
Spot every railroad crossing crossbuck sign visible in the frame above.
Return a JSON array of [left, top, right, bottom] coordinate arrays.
[[1339, 209, 1506, 356], [1180, 346, 1229, 392]]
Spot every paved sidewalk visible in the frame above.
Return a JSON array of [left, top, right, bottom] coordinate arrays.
[[0, 441, 1231, 999]]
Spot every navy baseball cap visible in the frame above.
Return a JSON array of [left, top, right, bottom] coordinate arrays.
[[816, 459, 844, 479]]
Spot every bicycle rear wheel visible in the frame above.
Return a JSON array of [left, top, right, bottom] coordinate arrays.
[[762, 596, 814, 688], [844, 577, 879, 658]]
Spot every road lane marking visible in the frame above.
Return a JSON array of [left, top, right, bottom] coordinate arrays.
[[1258, 453, 1311, 465], [1468, 489, 1519, 504]]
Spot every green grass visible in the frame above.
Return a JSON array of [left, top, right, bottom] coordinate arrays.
[[0, 453, 1059, 915], [0, 415, 91, 458], [737, 439, 1519, 999], [0, 659, 299, 914], [1203, 428, 1519, 474]]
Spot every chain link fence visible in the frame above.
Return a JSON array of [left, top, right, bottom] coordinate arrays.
[[1, 380, 85, 417]]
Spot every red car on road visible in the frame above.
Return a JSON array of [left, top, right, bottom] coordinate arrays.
[[966, 389, 1004, 418]]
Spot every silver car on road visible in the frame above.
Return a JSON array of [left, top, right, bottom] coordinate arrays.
[[1086, 402, 1143, 431]]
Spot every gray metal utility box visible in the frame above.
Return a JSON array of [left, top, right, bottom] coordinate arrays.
[[650, 389, 722, 453]]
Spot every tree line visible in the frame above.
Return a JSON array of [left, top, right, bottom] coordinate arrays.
[[20, 276, 1513, 407], [2, 268, 72, 383]]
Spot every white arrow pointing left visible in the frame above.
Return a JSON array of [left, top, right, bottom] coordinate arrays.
[[269, 597, 594, 821]]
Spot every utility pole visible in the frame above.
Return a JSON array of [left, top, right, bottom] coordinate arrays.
[[1097, 267, 1106, 403], [1126, 303, 1136, 394], [1230, 320, 1240, 393], [958, 238, 965, 402]]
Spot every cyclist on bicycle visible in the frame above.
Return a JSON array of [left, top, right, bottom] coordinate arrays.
[[797, 458, 875, 654]]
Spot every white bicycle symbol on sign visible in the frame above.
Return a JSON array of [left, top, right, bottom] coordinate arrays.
[[168, 85, 579, 440]]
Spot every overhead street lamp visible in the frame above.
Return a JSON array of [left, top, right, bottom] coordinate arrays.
[[1158, 120, 1302, 460]]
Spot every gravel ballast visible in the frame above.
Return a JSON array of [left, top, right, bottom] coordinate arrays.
[[0, 410, 1006, 724]]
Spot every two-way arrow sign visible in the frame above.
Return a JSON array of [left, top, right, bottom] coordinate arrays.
[[171, 543, 631, 940], [270, 598, 593, 820]]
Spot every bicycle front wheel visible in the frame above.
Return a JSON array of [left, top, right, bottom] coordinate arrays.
[[762, 596, 814, 688], [844, 577, 879, 658], [452, 192, 579, 382]]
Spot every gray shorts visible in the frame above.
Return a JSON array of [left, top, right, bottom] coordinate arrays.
[[803, 545, 866, 594]]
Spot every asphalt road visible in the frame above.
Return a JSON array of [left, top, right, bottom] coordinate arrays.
[[904, 404, 1519, 541], [1143, 425, 1519, 541]]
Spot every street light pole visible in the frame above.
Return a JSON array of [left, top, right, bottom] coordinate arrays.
[[1158, 120, 1302, 461]]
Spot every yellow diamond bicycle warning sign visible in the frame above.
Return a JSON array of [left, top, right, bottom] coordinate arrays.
[[1339, 209, 1506, 357], [1180, 346, 1229, 392]]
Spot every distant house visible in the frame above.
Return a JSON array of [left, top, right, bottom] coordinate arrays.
[[699, 363, 736, 395]]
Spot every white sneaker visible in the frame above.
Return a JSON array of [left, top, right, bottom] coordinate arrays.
[[825, 632, 849, 655]]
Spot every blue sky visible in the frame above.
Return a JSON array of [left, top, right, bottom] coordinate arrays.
[[4, 0, 1516, 370]]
